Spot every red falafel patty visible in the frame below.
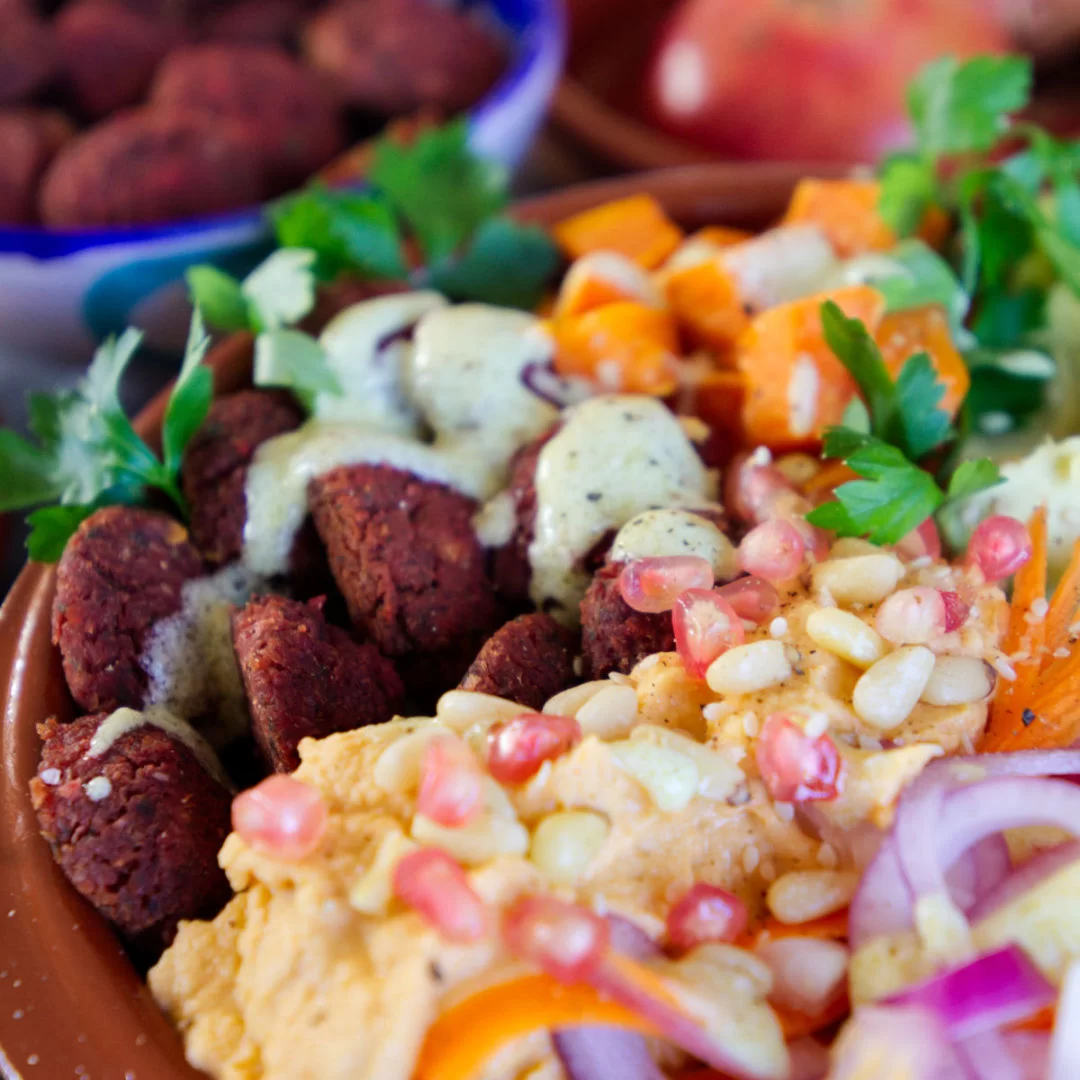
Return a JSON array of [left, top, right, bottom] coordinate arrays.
[[39, 107, 265, 227], [30, 712, 232, 951], [150, 44, 345, 185], [458, 613, 579, 711], [232, 594, 404, 772], [0, 108, 73, 224], [0, 12, 57, 106], [309, 463, 502, 681], [52, 507, 204, 714], [200, 0, 309, 48], [302, 0, 506, 116], [580, 561, 677, 679], [181, 390, 304, 567], [55, 0, 176, 120]]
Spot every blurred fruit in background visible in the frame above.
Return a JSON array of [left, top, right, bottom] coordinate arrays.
[[645, 0, 1008, 163]]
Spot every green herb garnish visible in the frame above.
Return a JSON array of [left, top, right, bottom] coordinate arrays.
[[2, 312, 214, 561], [806, 302, 1001, 544]]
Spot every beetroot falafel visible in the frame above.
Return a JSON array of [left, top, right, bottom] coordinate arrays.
[[55, 0, 176, 120], [302, 0, 506, 116], [150, 44, 344, 185], [30, 712, 232, 952], [0, 108, 74, 224], [0, 11, 57, 106], [309, 463, 502, 689], [52, 507, 204, 714], [39, 107, 265, 227], [459, 613, 579, 711], [232, 594, 404, 772]]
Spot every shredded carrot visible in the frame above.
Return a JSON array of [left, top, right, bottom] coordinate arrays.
[[1044, 539, 1080, 656], [1009, 1004, 1055, 1033], [552, 194, 685, 269], [743, 910, 849, 949]]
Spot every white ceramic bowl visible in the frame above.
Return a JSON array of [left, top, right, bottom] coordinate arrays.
[[0, 0, 566, 366]]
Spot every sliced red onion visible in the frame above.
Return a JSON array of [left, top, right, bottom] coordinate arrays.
[[553, 1028, 664, 1080], [522, 362, 593, 409], [946, 835, 1011, 913], [1004, 1031, 1052, 1080], [954, 1029, 1026, 1080], [1048, 960, 1080, 1080], [885, 945, 1054, 1041], [828, 1005, 960, 1080], [787, 1037, 830, 1080], [968, 841, 1080, 924], [607, 914, 661, 960], [756, 936, 849, 1016]]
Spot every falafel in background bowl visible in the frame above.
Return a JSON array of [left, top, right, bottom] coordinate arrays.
[[0, 0, 565, 366]]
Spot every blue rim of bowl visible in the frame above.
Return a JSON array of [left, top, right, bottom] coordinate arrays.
[[0, 0, 565, 261]]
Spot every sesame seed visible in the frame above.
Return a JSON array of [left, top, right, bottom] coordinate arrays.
[[84, 776, 111, 802], [742, 846, 760, 873], [742, 713, 760, 737], [769, 617, 789, 639], [1031, 598, 1049, 618], [749, 446, 772, 467], [774, 801, 794, 822], [1054, 647, 1071, 659], [760, 860, 777, 883], [804, 711, 829, 739], [38, 768, 60, 786], [702, 703, 724, 722], [909, 556, 932, 569], [993, 656, 1018, 682], [859, 735, 883, 752]]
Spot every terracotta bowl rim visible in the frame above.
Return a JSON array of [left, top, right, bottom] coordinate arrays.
[[0, 162, 816, 1080]]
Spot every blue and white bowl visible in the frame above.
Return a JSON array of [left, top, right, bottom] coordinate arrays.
[[0, 0, 565, 366]]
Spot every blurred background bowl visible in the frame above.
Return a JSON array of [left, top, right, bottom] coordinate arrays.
[[0, 0, 566, 367]]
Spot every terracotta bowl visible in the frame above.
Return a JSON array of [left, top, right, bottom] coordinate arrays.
[[0, 164, 807, 1079]]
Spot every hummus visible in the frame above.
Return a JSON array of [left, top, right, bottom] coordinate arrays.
[[149, 551, 1006, 1080]]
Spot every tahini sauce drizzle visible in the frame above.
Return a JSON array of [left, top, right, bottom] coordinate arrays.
[[529, 395, 714, 621], [610, 508, 734, 577], [242, 301, 556, 577], [87, 706, 232, 790]]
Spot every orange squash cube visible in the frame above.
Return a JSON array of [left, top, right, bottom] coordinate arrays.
[[552, 194, 685, 270], [876, 305, 969, 419]]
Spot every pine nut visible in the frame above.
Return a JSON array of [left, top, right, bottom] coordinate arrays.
[[575, 683, 640, 740], [373, 724, 448, 793], [766, 870, 859, 925], [609, 740, 699, 812], [812, 553, 904, 605], [411, 809, 529, 865], [853, 645, 936, 731], [435, 691, 523, 732], [545, 680, 609, 718], [921, 656, 996, 706], [529, 811, 609, 885], [827, 538, 882, 560], [706, 640, 792, 695], [805, 608, 888, 669]]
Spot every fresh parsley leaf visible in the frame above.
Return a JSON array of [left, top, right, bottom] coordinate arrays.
[[429, 217, 561, 310], [947, 458, 1002, 500], [908, 55, 1032, 156], [807, 436, 945, 544], [970, 287, 1045, 348], [839, 395, 872, 435], [820, 300, 898, 436], [0, 429, 62, 511], [185, 266, 249, 332], [253, 329, 343, 412], [895, 352, 950, 459], [879, 153, 938, 237], [821, 426, 874, 461], [162, 310, 213, 478], [242, 249, 318, 332], [270, 186, 407, 281], [964, 347, 1055, 433], [370, 119, 508, 264], [26, 504, 94, 562]]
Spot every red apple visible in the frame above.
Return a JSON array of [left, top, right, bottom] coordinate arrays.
[[646, 0, 1010, 164]]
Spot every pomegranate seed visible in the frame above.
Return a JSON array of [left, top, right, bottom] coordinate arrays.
[[417, 735, 484, 827], [967, 515, 1033, 582], [874, 586, 947, 645], [724, 453, 796, 523], [895, 517, 942, 562], [231, 775, 327, 860], [716, 576, 779, 624], [503, 895, 609, 983], [738, 519, 806, 582], [666, 884, 749, 952], [619, 556, 714, 614], [756, 713, 842, 803], [790, 515, 830, 563], [392, 848, 489, 942], [941, 591, 970, 633], [488, 713, 582, 785], [673, 589, 746, 679]]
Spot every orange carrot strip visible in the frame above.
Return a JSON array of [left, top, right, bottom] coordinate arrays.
[[1044, 539, 1080, 657], [1009, 1004, 1055, 1033], [743, 910, 849, 949], [414, 973, 657, 1080], [552, 195, 684, 269], [981, 508, 1049, 752]]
